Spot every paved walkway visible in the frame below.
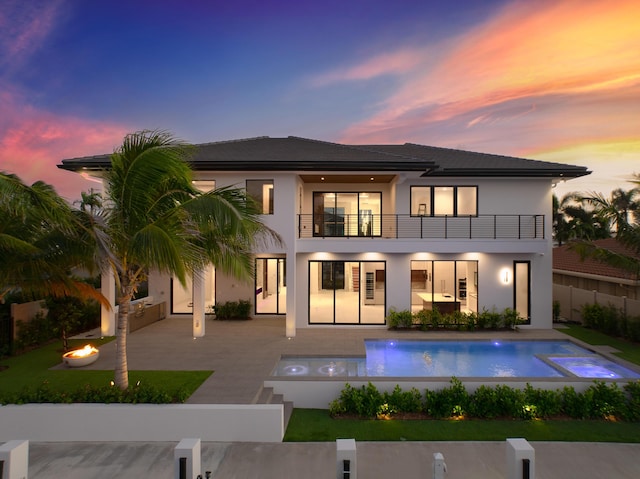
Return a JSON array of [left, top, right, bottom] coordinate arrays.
[[32, 317, 640, 477], [27, 440, 640, 478]]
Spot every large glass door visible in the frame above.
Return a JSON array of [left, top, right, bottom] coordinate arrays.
[[313, 192, 381, 237], [171, 265, 215, 314], [309, 260, 385, 324], [255, 258, 286, 314]]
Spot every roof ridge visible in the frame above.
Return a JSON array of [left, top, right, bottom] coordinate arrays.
[[287, 136, 436, 164], [195, 136, 270, 147]]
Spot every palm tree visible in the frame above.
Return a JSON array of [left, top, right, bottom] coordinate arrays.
[[92, 130, 280, 389], [552, 192, 611, 245], [0, 173, 103, 304], [583, 186, 640, 236], [571, 175, 640, 277]]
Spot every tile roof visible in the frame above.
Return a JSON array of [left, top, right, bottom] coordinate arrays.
[[58, 136, 590, 179], [553, 238, 640, 281]]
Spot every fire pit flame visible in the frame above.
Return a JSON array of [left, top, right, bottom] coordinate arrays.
[[63, 344, 100, 367]]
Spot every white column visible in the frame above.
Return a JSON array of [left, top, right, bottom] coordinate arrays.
[[285, 254, 296, 338], [100, 269, 116, 336], [192, 270, 205, 338]]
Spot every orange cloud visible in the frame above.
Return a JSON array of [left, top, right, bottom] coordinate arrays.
[[337, 0, 640, 146]]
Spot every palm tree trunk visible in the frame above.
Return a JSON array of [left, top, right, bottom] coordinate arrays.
[[114, 278, 132, 390]]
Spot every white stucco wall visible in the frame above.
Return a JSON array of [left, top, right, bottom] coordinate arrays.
[[0, 404, 283, 442]]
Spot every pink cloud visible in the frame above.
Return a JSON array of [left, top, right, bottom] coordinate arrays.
[[0, 90, 129, 201]]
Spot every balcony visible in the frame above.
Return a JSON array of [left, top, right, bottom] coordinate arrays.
[[298, 214, 545, 239]]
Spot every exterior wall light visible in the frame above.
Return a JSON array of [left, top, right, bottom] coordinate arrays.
[[501, 268, 511, 285]]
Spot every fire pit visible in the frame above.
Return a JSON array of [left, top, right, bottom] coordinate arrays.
[[62, 345, 100, 367]]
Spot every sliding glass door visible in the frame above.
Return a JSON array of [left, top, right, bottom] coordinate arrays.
[[309, 260, 385, 324]]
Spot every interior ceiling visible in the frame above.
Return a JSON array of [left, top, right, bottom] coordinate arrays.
[[299, 174, 395, 183]]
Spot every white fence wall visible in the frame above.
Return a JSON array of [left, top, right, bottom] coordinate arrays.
[[553, 284, 640, 323], [0, 404, 283, 442]]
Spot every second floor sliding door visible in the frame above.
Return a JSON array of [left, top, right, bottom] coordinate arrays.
[[313, 192, 381, 237]]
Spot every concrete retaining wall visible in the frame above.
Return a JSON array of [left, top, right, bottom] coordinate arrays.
[[0, 403, 283, 442]]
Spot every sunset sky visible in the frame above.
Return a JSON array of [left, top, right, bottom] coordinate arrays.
[[1, 0, 639, 201]]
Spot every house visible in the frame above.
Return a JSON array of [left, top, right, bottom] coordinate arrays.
[[553, 238, 640, 321], [59, 136, 590, 336]]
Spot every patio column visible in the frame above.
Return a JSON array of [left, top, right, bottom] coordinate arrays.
[[192, 270, 205, 338], [285, 257, 296, 338], [100, 269, 116, 336]]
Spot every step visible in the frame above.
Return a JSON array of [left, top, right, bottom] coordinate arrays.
[[255, 386, 274, 404]]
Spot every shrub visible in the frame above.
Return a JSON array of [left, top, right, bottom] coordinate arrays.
[[384, 385, 423, 413], [623, 380, 640, 422], [213, 300, 252, 320], [502, 308, 522, 330], [583, 381, 626, 420], [468, 384, 501, 418], [582, 303, 604, 330], [329, 381, 639, 421], [426, 377, 469, 419], [414, 309, 431, 331], [386, 308, 414, 329], [15, 311, 57, 350], [553, 300, 561, 322], [0, 381, 188, 405]]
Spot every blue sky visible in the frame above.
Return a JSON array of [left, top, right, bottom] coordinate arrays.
[[1, 0, 639, 200]]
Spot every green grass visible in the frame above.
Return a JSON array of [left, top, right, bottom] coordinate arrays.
[[0, 339, 211, 399], [558, 324, 640, 365], [284, 409, 640, 442]]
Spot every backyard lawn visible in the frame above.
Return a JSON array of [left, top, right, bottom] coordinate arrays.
[[0, 338, 211, 401], [284, 408, 640, 442]]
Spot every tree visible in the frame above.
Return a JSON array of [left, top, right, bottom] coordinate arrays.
[[582, 185, 640, 236], [571, 175, 640, 277], [0, 173, 103, 304], [552, 192, 611, 245], [90, 130, 280, 389]]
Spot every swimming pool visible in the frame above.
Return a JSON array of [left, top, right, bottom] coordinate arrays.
[[273, 339, 640, 379]]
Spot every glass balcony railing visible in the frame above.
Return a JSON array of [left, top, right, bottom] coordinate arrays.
[[298, 214, 545, 239]]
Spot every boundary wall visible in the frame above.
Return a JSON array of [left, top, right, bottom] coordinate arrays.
[[0, 403, 283, 442]]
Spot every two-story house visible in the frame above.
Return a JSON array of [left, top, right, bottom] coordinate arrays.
[[59, 136, 589, 337]]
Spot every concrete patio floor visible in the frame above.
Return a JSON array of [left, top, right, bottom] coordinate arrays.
[[28, 316, 640, 477]]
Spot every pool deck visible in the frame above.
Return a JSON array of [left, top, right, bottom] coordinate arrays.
[[32, 317, 640, 478], [67, 316, 600, 404]]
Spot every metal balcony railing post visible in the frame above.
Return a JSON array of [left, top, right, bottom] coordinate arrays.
[[518, 215, 521, 239]]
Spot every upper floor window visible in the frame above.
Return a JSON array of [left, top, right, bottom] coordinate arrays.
[[246, 179, 274, 214], [411, 186, 477, 216], [313, 191, 381, 237]]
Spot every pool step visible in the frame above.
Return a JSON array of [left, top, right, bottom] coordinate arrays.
[[255, 386, 294, 430]]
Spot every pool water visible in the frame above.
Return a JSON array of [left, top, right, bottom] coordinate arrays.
[[273, 340, 640, 379]]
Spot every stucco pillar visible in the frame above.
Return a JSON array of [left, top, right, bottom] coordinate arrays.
[[285, 254, 296, 338], [100, 269, 116, 336], [192, 270, 205, 338]]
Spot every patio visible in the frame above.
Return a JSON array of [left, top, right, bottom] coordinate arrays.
[[74, 315, 568, 404]]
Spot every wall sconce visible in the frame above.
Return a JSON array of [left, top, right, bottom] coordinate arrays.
[[500, 268, 511, 285]]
